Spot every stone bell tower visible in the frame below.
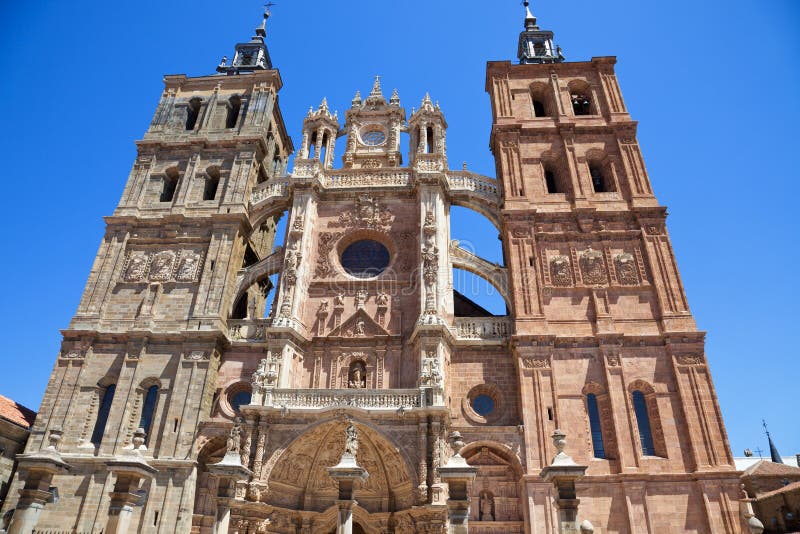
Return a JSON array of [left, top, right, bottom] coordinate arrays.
[[483, 2, 745, 532], [0, 8, 293, 533]]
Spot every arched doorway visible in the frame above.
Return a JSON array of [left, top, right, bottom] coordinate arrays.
[[462, 443, 524, 533]]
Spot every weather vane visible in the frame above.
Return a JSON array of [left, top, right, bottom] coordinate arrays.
[[264, 2, 276, 16]]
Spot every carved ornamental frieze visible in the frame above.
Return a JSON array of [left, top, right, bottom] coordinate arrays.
[[121, 248, 205, 283], [337, 194, 394, 229]]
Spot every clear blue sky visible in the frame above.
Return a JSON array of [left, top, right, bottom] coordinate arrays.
[[1, 1, 798, 459]]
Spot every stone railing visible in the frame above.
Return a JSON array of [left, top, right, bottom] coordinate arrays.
[[228, 319, 268, 342], [446, 171, 501, 203], [453, 317, 511, 342], [322, 169, 412, 189], [251, 179, 289, 205], [414, 154, 445, 173], [261, 388, 424, 410]]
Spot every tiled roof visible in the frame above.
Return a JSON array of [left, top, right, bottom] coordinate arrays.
[[756, 480, 800, 501], [743, 459, 800, 478], [0, 394, 36, 429]]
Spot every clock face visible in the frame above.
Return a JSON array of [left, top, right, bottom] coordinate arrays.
[[361, 129, 386, 147]]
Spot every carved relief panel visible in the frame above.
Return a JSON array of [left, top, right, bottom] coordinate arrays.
[[120, 248, 205, 284]]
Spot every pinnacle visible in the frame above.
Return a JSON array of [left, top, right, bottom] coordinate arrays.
[[370, 75, 383, 97], [390, 88, 400, 106]]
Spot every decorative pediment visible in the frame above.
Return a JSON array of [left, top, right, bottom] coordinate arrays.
[[328, 308, 389, 338]]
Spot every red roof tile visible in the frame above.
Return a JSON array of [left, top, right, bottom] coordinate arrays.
[[0, 394, 36, 429], [756, 480, 800, 501], [743, 459, 800, 478]]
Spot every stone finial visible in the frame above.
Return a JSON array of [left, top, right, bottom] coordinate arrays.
[[553, 429, 567, 454], [420, 92, 434, 112], [219, 55, 228, 67], [390, 88, 400, 106], [47, 427, 63, 451], [351, 90, 362, 107], [549, 429, 580, 467], [132, 428, 147, 451], [580, 520, 595, 533], [319, 97, 329, 112], [449, 431, 465, 457], [370, 75, 383, 97]]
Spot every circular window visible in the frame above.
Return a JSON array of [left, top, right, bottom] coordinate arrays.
[[341, 240, 390, 278], [463, 384, 502, 424], [472, 394, 495, 416], [230, 390, 252, 412], [361, 129, 386, 146]]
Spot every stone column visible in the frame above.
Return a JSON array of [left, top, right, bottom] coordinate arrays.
[[7, 429, 70, 534], [438, 432, 478, 534], [105, 429, 158, 534], [327, 422, 368, 534], [208, 420, 253, 534], [539, 430, 591, 534]]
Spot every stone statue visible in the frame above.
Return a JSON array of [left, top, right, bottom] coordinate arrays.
[[354, 319, 366, 336], [228, 419, 243, 454], [479, 491, 494, 521], [355, 289, 368, 308], [349, 361, 367, 389], [376, 291, 389, 307], [247, 293, 257, 319], [334, 293, 345, 308], [344, 423, 358, 457], [318, 299, 329, 314]]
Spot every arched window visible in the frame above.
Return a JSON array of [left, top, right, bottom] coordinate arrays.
[[203, 167, 220, 201], [185, 98, 202, 130], [632, 390, 656, 456], [319, 132, 329, 167], [571, 93, 592, 116], [544, 167, 560, 194], [589, 164, 610, 193], [225, 95, 241, 129], [272, 155, 282, 175], [161, 168, 179, 203], [308, 132, 317, 159], [533, 100, 546, 117], [426, 126, 434, 154], [586, 393, 606, 459], [139, 385, 159, 439], [90, 384, 116, 446]]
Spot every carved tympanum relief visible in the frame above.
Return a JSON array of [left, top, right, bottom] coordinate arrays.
[[121, 249, 205, 283]]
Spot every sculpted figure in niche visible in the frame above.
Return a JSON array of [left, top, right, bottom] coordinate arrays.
[[479, 491, 495, 521], [349, 361, 367, 389]]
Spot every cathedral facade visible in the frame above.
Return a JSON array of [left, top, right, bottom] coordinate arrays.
[[1, 5, 747, 534]]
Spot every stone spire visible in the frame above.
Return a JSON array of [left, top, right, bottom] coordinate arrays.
[[217, 7, 274, 75], [764, 420, 784, 464], [517, 1, 564, 65]]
